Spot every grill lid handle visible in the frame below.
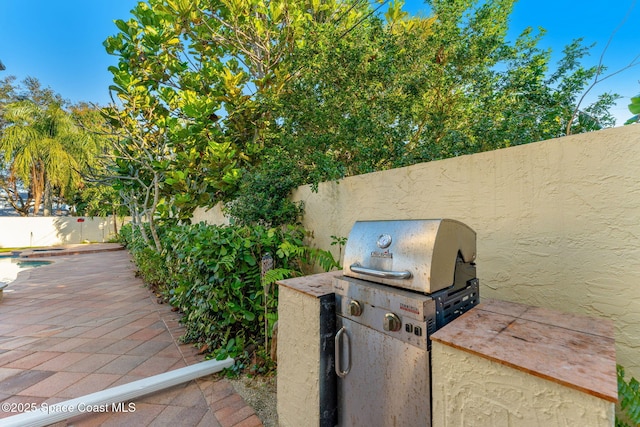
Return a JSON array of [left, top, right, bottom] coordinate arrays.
[[349, 264, 412, 280]]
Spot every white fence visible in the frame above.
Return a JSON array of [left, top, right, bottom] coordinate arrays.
[[0, 216, 128, 248]]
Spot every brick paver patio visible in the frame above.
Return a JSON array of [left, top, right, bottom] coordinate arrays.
[[0, 244, 263, 426]]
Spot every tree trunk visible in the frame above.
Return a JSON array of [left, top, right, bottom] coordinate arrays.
[[131, 199, 151, 247], [32, 190, 43, 216], [148, 174, 163, 252], [31, 162, 46, 216], [2, 178, 32, 217], [43, 181, 52, 216]]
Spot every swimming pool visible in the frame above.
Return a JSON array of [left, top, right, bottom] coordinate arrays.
[[0, 257, 51, 285]]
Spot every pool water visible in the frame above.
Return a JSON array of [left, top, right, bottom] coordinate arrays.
[[0, 257, 51, 284]]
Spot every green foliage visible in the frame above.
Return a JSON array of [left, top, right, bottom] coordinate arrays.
[[102, 0, 343, 226], [268, 0, 619, 186], [630, 94, 640, 115], [0, 77, 115, 217], [119, 223, 171, 289], [617, 364, 640, 427], [330, 235, 348, 268], [103, 0, 620, 228], [118, 223, 134, 247], [625, 94, 640, 125], [123, 222, 338, 372], [102, 0, 385, 227], [223, 154, 305, 227], [72, 185, 124, 218], [0, 79, 104, 216]]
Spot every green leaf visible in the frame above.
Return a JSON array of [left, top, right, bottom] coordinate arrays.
[[617, 364, 640, 425], [114, 19, 130, 34]]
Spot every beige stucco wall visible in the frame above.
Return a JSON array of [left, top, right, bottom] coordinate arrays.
[[194, 125, 640, 379], [431, 342, 615, 426], [191, 204, 229, 226], [0, 217, 127, 248], [277, 286, 322, 427]]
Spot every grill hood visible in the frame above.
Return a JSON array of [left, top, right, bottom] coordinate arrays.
[[342, 219, 476, 294]]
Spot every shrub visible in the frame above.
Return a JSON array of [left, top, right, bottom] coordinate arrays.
[[223, 162, 304, 228], [123, 222, 337, 373], [119, 223, 171, 290], [617, 364, 640, 427]]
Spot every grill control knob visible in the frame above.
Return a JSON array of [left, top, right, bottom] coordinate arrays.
[[383, 313, 401, 332], [349, 300, 363, 316]]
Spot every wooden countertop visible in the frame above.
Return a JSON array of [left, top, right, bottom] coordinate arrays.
[[431, 298, 617, 402]]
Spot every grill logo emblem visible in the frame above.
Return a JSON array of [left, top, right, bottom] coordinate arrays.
[[371, 251, 392, 258], [400, 303, 420, 315]]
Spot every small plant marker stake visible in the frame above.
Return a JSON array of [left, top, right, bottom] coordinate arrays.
[[261, 253, 274, 353]]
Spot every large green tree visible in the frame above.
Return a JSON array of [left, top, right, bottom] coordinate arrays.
[[271, 0, 619, 184], [0, 92, 86, 216], [0, 77, 123, 218], [104, 0, 619, 231], [103, 0, 368, 246], [67, 102, 125, 224]]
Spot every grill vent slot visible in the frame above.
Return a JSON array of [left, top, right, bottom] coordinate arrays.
[[433, 278, 480, 330]]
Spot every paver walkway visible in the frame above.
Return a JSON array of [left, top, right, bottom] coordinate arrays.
[[0, 244, 263, 426]]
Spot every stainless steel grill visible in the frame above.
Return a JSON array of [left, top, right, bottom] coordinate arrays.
[[342, 219, 477, 293], [333, 219, 479, 426]]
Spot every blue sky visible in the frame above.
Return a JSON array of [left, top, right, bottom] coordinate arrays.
[[1, 0, 638, 125]]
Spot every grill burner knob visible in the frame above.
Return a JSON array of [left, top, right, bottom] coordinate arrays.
[[349, 300, 363, 316], [383, 313, 402, 332]]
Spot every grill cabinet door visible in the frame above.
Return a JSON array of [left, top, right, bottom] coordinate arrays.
[[336, 316, 431, 427]]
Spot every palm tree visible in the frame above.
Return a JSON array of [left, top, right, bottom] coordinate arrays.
[[0, 100, 85, 216]]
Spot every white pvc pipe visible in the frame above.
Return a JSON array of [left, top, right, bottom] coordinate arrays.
[[0, 357, 234, 427]]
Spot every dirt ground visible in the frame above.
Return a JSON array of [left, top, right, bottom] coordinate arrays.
[[230, 375, 278, 427]]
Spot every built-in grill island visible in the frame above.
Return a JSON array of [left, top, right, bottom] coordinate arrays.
[[276, 218, 617, 427], [333, 219, 479, 426]]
